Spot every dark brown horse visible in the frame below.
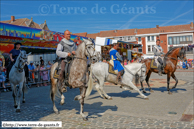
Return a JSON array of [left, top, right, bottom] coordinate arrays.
[[141, 46, 186, 94]]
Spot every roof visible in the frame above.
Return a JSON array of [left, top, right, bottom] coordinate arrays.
[[87, 33, 99, 39], [73, 32, 87, 37], [85, 23, 194, 37], [0, 18, 43, 29]]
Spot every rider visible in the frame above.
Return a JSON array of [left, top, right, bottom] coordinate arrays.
[[109, 43, 124, 84], [153, 39, 165, 76], [56, 30, 77, 90], [6, 42, 22, 81]]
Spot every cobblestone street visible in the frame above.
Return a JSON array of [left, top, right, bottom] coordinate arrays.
[[1, 70, 194, 129]]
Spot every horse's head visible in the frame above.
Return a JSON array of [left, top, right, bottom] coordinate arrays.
[[91, 51, 102, 63], [83, 38, 95, 58], [17, 51, 31, 72], [178, 47, 187, 61]]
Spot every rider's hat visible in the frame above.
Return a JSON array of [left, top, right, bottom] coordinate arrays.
[[14, 42, 22, 46], [14, 42, 22, 49]]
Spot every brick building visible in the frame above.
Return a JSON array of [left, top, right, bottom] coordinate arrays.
[[74, 22, 194, 58]]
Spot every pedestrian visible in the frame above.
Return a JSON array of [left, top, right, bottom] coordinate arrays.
[[0, 66, 8, 92], [124, 59, 128, 65], [46, 61, 52, 80], [40, 64, 48, 86], [182, 61, 186, 70], [34, 64, 40, 87], [40, 56, 44, 66], [28, 61, 35, 82]]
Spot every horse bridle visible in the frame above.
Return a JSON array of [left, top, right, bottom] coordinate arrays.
[[15, 55, 27, 73], [73, 41, 95, 63]]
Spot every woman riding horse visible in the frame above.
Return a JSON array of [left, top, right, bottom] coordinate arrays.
[[142, 46, 186, 94]]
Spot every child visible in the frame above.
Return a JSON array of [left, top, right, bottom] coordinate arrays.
[[40, 64, 48, 86]]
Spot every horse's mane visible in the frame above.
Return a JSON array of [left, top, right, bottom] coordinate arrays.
[[165, 47, 181, 57]]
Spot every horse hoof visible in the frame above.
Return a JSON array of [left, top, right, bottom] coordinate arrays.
[[144, 97, 149, 100], [22, 100, 25, 103], [54, 111, 60, 114], [16, 109, 21, 112], [83, 116, 88, 121], [108, 97, 112, 100], [143, 91, 147, 93], [60, 102, 65, 105], [74, 95, 82, 101], [14, 105, 17, 108], [168, 92, 172, 95], [150, 90, 154, 93]]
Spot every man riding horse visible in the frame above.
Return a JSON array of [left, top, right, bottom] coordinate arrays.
[[153, 39, 165, 76], [56, 30, 77, 91], [109, 43, 124, 84]]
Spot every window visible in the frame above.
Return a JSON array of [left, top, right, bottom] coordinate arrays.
[[147, 36, 150, 41], [120, 37, 123, 41], [173, 37, 177, 44], [183, 36, 186, 41], [186, 36, 190, 41], [180, 36, 183, 41], [189, 35, 193, 41], [168, 37, 172, 45], [138, 37, 141, 41], [138, 46, 142, 52], [148, 45, 151, 52], [128, 36, 131, 41], [177, 37, 180, 44], [151, 36, 154, 41]]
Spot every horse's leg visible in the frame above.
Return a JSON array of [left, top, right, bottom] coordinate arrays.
[[167, 73, 172, 95], [98, 79, 112, 100], [60, 91, 65, 105], [171, 72, 178, 89], [95, 83, 106, 99], [16, 82, 23, 112], [79, 87, 88, 121], [11, 83, 17, 108], [50, 79, 59, 114], [145, 71, 154, 92], [127, 81, 148, 100], [140, 81, 146, 93], [22, 81, 26, 103]]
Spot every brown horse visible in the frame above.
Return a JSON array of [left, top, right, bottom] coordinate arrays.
[[50, 38, 95, 121], [141, 46, 186, 94]]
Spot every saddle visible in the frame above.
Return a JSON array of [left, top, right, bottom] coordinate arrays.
[[53, 60, 73, 85], [150, 57, 166, 69], [108, 62, 118, 75]]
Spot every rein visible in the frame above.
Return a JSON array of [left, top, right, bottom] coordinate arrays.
[[123, 65, 143, 77]]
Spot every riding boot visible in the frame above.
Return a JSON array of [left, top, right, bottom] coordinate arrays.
[[158, 65, 162, 76], [58, 60, 66, 92], [116, 71, 122, 84]]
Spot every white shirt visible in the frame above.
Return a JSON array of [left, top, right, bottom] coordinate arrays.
[[56, 44, 68, 58]]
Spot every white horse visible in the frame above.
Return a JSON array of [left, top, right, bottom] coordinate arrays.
[[86, 62, 148, 100], [9, 51, 31, 112]]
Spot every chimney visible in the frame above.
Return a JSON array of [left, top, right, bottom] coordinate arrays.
[[190, 22, 193, 28], [156, 25, 159, 28], [11, 16, 15, 23]]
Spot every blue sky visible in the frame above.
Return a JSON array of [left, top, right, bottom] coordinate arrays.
[[1, 0, 193, 34]]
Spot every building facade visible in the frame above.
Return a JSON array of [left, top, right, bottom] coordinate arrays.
[[74, 22, 194, 58]]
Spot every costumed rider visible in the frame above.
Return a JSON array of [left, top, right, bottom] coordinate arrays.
[[56, 30, 77, 90], [153, 39, 165, 76], [109, 43, 124, 84], [6, 42, 29, 82]]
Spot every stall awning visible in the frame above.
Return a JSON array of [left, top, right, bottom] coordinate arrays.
[[117, 41, 142, 48]]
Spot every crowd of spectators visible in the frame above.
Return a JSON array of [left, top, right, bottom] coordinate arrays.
[[177, 59, 194, 69]]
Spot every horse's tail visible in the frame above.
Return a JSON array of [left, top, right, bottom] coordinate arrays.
[[85, 66, 93, 97], [50, 62, 60, 101], [134, 73, 140, 86]]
